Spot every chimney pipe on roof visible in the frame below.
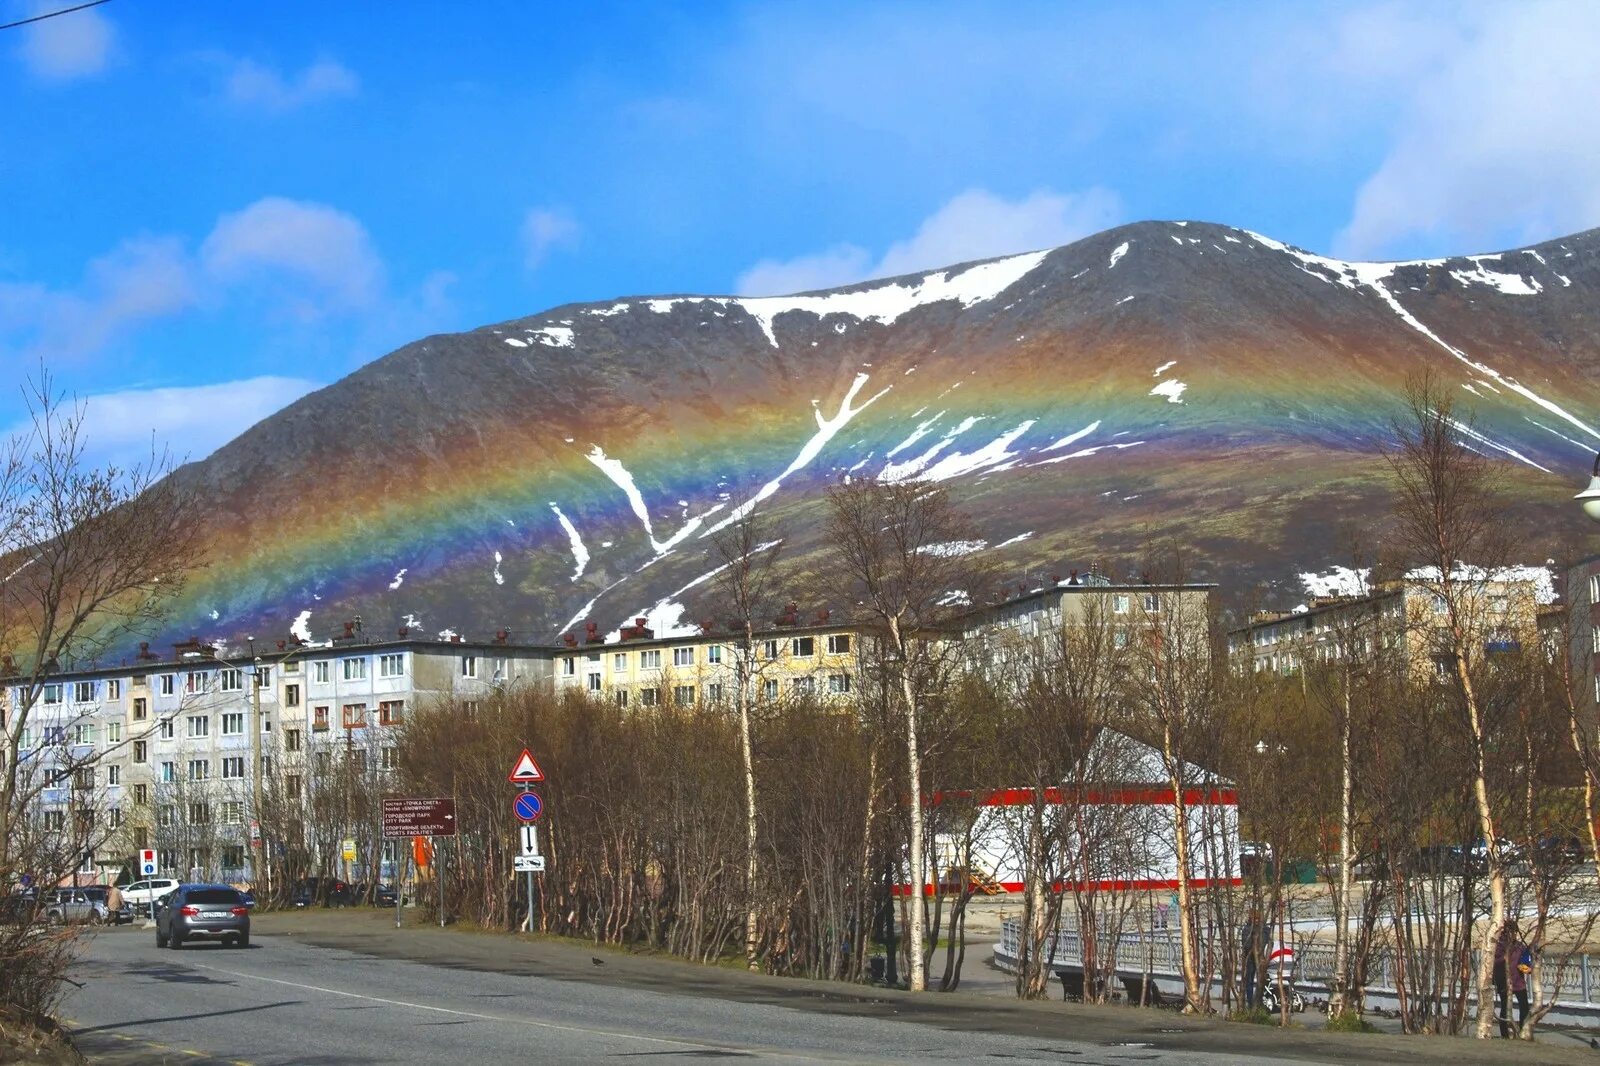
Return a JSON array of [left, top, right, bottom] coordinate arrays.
[[562, 633, 578, 648]]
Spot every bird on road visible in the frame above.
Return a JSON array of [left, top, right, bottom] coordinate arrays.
[[592, 957, 605, 967]]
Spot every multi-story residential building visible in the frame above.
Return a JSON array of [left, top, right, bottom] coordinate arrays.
[[550, 613, 860, 707], [1228, 576, 1541, 679], [4, 632, 550, 885], [1569, 555, 1600, 717], [957, 571, 1216, 649]]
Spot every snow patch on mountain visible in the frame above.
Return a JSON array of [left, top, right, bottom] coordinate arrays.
[[1108, 242, 1129, 269], [549, 503, 589, 580], [389, 569, 407, 590], [1150, 379, 1187, 404], [530, 326, 575, 347], [1449, 260, 1541, 296]]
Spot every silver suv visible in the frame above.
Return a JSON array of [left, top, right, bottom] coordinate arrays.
[[45, 888, 110, 925], [156, 884, 250, 949]]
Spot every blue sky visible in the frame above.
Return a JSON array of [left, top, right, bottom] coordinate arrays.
[[2, 1, 1597, 468]]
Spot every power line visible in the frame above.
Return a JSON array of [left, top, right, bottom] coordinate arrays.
[[0, 0, 114, 33]]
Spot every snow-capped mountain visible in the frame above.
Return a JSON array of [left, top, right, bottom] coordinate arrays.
[[165, 220, 1600, 648]]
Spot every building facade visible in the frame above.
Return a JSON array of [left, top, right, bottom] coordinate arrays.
[[1570, 556, 1600, 718]]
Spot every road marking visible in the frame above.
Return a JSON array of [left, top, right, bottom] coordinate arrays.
[[182, 960, 771, 1055]]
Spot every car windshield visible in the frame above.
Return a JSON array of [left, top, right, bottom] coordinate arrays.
[[185, 889, 241, 905]]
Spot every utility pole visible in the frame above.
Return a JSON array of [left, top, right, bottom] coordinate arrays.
[[250, 651, 268, 900]]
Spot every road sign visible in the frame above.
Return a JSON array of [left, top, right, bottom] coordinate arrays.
[[520, 824, 540, 857], [513, 854, 546, 873], [341, 838, 357, 863], [249, 820, 261, 843], [139, 848, 156, 876], [514, 791, 543, 822], [381, 797, 457, 837], [507, 748, 545, 784]]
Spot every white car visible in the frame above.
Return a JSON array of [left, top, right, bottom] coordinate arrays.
[[121, 879, 179, 912]]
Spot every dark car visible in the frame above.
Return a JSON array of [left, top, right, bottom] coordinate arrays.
[[156, 884, 250, 949], [0, 891, 40, 925], [350, 882, 397, 907], [290, 877, 351, 908]]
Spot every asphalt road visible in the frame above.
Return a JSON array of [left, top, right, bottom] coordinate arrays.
[[58, 918, 1595, 1066]]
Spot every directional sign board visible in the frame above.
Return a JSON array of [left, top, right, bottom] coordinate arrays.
[[520, 824, 540, 857], [507, 748, 545, 784], [139, 848, 157, 876], [514, 791, 543, 822], [381, 797, 458, 837], [513, 854, 546, 873]]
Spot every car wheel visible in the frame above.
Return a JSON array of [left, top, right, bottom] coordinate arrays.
[[88, 913, 103, 926], [156, 931, 168, 948], [169, 932, 182, 950]]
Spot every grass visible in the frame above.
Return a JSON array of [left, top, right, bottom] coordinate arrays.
[[1325, 1009, 1379, 1033], [1229, 1006, 1275, 1025]]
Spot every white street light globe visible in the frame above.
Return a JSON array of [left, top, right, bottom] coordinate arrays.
[[1578, 453, 1600, 523]]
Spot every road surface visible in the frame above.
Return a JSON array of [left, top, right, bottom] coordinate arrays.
[[59, 918, 1591, 1065]]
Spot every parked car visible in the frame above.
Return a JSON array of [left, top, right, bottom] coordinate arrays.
[[290, 877, 351, 908], [122, 878, 180, 915], [80, 886, 132, 924], [0, 891, 40, 925], [155, 884, 251, 949], [45, 888, 110, 925], [350, 882, 397, 907]]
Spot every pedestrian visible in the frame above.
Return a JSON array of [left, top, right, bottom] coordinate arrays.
[[1494, 921, 1532, 1038], [106, 882, 124, 923]]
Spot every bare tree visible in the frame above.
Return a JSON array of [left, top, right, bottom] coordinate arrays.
[[707, 506, 783, 970], [1386, 373, 1516, 1039], [823, 479, 985, 992]]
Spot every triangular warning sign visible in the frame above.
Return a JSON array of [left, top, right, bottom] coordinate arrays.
[[508, 748, 545, 783]]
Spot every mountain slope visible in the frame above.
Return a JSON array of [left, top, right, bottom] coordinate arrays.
[[163, 220, 1600, 649]]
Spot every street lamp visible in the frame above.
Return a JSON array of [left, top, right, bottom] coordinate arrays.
[[1577, 451, 1600, 523]]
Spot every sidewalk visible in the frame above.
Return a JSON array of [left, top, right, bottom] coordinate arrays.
[[251, 907, 1600, 1064]]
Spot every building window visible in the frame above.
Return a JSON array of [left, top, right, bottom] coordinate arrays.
[[107, 764, 121, 786], [461, 655, 477, 679], [350, 749, 367, 773], [188, 759, 210, 781], [133, 740, 147, 763], [106, 721, 122, 743], [222, 712, 244, 736], [109, 806, 122, 827], [613, 653, 627, 671], [674, 685, 695, 706], [159, 718, 175, 740], [107, 679, 121, 700], [829, 673, 852, 694], [256, 667, 271, 687], [762, 639, 779, 659], [186, 672, 210, 695], [72, 723, 95, 746], [826, 634, 851, 655], [587, 673, 602, 692], [792, 677, 815, 695], [285, 684, 301, 708], [1113, 594, 1130, 615], [640, 650, 661, 669], [189, 802, 210, 826], [615, 690, 629, 709], [672, 647, 694, 667], [133, 783, 148, 805], [313, 661, 331, 683], [763, 679, 778, 700], [343, 703, 367, 729], [380, 653, 405, 678], [792, 637, 815, 657], [342, 658, 367, 681], [159, 674, 176, 696], [381, 747, 397, 771], [313, 706, 330, 731], [219, 668, 243, 692], [1113, 630, 1129, 649], [1142, 592, 1161, 612], [707, 645, 722, 664], [462, 701, 479, 720], [640, 687, 660, 707], [73, 681, 95, 703], [222, 845, 244, 869], [221, 756, 245, 780], [378, 701, 404, 726], [43, 809, 65, 831], [221, 801, 244, 825], [42, 684, 61, 705], [284, 660, 299, 674], [133, 697, 148, 721], [285, 728, 302, 752], [562, 657, 575, 677], [187, 715, 209, 739], [74, 767, 95, 789], [706, 682, 723, 703], [1591, 575, 1600, 605]]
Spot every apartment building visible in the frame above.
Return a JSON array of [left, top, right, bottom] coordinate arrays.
[[956, 571, 1216, 654], [1228, 576, 1541, 678], [5, 633, 551, 885], [551, 613, 859, 707], [1570, 555, 1600, 717]]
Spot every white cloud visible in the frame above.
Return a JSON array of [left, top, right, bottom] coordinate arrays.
[[17, 0, 113, 81], [521, 208, 580, 270], [1334, 3, 1600, 257], [0, 236, 194, 361], [201, 197, 384, 313], [735, 187, 1122, 296], [223, 56, 359, 112]]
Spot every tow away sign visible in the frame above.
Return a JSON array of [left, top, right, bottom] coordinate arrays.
[[513, 854, 546, 873], [507, 748, 545, 784]]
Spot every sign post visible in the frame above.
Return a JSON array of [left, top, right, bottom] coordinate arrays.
[[379, 798, 457, 929], [508, 749, 547, 934], [139, 848, 157, 920]]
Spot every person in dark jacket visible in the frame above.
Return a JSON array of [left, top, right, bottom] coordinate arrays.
[[1493, 921, 1532, 1037]]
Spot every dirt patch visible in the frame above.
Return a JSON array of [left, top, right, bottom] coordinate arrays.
[[0, 1009, 84, 1065]]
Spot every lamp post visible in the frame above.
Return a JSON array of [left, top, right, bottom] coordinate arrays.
[[1579, 451, 1600, 523]]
